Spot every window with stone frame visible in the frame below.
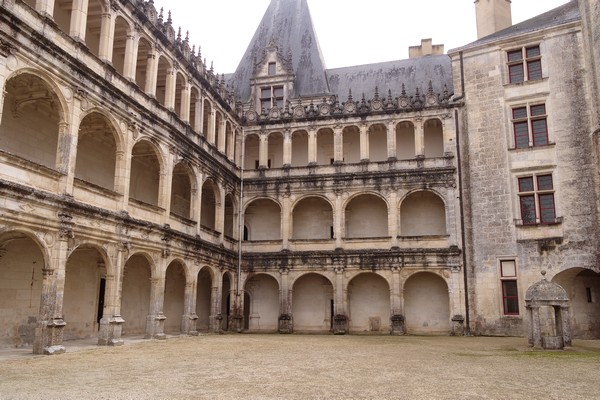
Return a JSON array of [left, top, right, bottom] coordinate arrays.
[[518, 174, 556, 225], [500, 260, 519, 315], [507, 45, 542, 84], [512, 103, 548, 148], [260, 86, 284, 111]]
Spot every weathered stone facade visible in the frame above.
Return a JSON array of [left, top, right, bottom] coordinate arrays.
[[0, 0, 598, 355]]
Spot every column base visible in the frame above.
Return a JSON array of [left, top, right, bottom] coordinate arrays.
[[333, 314, 348, 335], [278, 314, 293, 334], [33, 318, 67, 355], [451, 315, 466, 336], [145, 313, 167, 339], [98, 315, 125, 346], [182, 314, 199, 336], [229, 314, 244, 332], [390, 314, 405, 336]]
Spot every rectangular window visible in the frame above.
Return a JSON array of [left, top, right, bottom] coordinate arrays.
[[586, 288, 593, 303], [259, 86, 284, 110], [507, 45, 542, 84], [268, 62, 276, 76], [500, 260, 519, 315], [512, 103, 548, 148], [518, 174, 556, 225]]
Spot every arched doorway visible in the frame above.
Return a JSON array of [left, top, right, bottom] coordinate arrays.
[[404, 272, 450, 334], [292, 274, 333, 332], [121, 255, 151, 336], [348, 273, 390, 333], [196, 267, 213, 331], [244, 274, 279, 331], [164, 262, 186, 334]]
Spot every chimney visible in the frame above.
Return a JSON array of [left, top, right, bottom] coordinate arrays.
[[409, 39, 445, 59], [475, 0, 512, 39]]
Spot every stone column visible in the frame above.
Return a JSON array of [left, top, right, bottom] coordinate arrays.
[[449, 266, 465, 336], [159, 148, 173, 223], [180, 84, 191, 123], [69, 0, 89, 41], [208, 110, 216, 144], [33, 230, 70, 355], [98, 12, 114, 62], [526, 306, 534, 346], [281, 195, 290, 249], [415, 118, 425, 157], [334, 191, 343, 248], [283, 130, 292, 167], [278, 268, 292, 333], [117, 139, 132, 211], [98, 243, 126, 346], [181, 280, 199, 336], [218, 118, 227, 153], [531, 306, 542, 348], [561, 306, 572, 346], [216, 184, 225, 244], [387, 120, 397, 159], [144, 50, 158, 96], [37, 0, 55, 18], [333, 267, 348, 334], [360, 123, 369, 162], [195, 171, 204, 237], [198, 93, 206, 136], [388, 191, 398, 247], [123, 31, 137, 81], [390, 267, 404, 335], [209, 276, 223, 333], [145, 260, 166, 339], [258, 133, 269, 168], [333, 126, 343, 163], [193, 99, 202, 134], [308, 128, 317, 164], [165, 68, 176, 110]]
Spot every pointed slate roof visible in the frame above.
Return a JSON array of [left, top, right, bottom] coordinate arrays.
[[230, 0, 329, 101]]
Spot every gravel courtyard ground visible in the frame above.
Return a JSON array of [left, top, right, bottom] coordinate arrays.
[[1, 334, 599, 400]]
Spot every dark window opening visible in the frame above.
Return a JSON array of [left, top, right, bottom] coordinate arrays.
[[586, 287, 593, 303]]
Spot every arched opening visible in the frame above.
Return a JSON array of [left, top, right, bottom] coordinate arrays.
[[244, 274, 279, 331], [291, 130, 308, 167], [195, 267, 212, 332], [404, 272, 450, 334], [292, 197, 333, 240], [129, 141, 161, 206], [0, 232, 45, 348], [85, 0, 104, 57], [348, 273, 390, 333], [552, 268, 600, 339], [112, 16, 129, 76], [345, 194, 388, 238], [200, 179, 219, 231], [396, 121, 416, 160], [221, 273, 231, 331], [1, 73, 61, 169], [224, 194, 235, 238], [400, 191, 446, 236], [244, 199, 282, 241], [135, 37, 151, 90], [75, 112, 117, 190], [215, 112, 223, 149], [244, 134, 260, 170], [53, 0, 72, 35], [424, 119, 444, 158], [343, 126, 361, 163], [369, 124, 387, 162], [164, 262, 186, 334], [174, 72, 185, 118], [292, 274, 333, 332], [121, 255, 151, 336], [155, 56, 170, 106], [268, 132, 284, 168], [317, 128, 334, 165], [226, 121, 234, 159], [189, 87, 200, 132], [202, 100, 212, 138], [62, 246, 106, 341], [170, 162, 193, 219]]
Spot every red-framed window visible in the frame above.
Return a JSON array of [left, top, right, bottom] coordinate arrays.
[[508, 45, 542, 84], [500, 260, 519, 315], [512, 103, 548, 148], [518, 174, 556, 225]]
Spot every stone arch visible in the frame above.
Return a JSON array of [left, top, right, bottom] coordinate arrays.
[[200, 178, 221, 232], [342, 125, 361, 164], [164, 260, 187, 334], [268, 131, 284, 168], [368, 123, 387, 162], [62, 243, 110, 340], [396, 121, 416, 159], [225, 121, 234, 159], [552, 268, 600, 339], [317, 128, 334, 165], [244, 198, 282, 241], [291, 273, 334, 332], [424, 118, 444, 158], [400, 190, 447, 236], [112, 15, 131, 76], [85, 0, 108, 57], [215, 111, 223, 149], [0, 230, 48, 348], [404, 271, 450, 334], [347, 272, 391, 333], [291, 129, 308, 167], [344, 193, 389, 238], [244, 273, 280, 332], [1, 70, 68, 169], [135, 36, 152, 90], [196, 266, 214, 331], [291, 195, 334, 240], [129, 139, 164, 206], [221, 271, 234, 331], [244, 133, 260, 170], [75, 110, 120, 191], [121, 253, 153, 336], [171, 162, 195, 219]]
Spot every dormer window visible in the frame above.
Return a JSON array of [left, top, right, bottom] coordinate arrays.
[[260, 86, 284, 110], [268, 62, 277, 76]]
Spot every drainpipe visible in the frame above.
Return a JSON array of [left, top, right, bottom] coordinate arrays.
[[236, 128, 245, 322], [455, 110, 471, 336], [453, 51, 466, 102]]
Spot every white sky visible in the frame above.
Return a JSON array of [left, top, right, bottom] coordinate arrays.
[[160, 0, 570, 74]]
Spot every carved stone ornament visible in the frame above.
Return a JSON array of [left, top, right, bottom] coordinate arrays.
[[319, 102, 331, 116], [343, 101, 356, 114], [293, 105, 306, 118], [245, 110, 258, 122]]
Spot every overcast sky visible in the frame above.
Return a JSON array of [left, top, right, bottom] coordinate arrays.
[[160, 0, 570, 74]]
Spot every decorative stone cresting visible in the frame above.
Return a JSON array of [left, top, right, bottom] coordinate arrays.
[[524, 271, 572, 349]]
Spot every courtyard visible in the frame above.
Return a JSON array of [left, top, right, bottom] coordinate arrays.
[[0, 334, 599, 399]]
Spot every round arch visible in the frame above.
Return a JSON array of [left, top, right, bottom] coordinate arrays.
[[244, 273, 280, 332], [344, 193, 389, 239], [164, 260, 187, 334], [244, 197, 282, 241], [403, 271, 450, 335], [121, 253, 153, 336], [291, 195, 334, 240], [399, 190, 447, 236], [129, 139, 165, 206], [291, 273, 334, 332], [347, 272, 391, 333]]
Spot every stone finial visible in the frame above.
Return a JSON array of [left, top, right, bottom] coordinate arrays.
[[347, 89, 353, 102], [177, 27, 181, 42], [158, 7, 163, 23], [167, 10, 172, 25]]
